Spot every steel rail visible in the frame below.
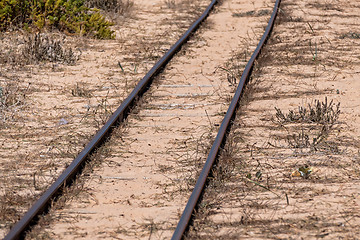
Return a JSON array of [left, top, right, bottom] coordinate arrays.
[[171, 0, 281, 239], [4, 1, 218, 239]]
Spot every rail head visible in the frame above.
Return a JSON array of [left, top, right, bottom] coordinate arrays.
[[171, 0, 281, 239]]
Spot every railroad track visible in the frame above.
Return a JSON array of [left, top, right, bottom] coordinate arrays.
[[4, 0, 279, 239], [172, 0, 280, 238]]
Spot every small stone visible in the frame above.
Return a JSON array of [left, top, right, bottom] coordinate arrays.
[[59, 118, 68, 125]]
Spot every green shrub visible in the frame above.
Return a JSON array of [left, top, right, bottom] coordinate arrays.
[[0, 0, 114, 39]]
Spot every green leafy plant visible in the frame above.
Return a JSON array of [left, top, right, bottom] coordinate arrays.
[[0, 0, 114, 39]]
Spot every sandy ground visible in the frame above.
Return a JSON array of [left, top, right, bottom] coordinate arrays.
[[25, 0, 274, 239], [3, 0, 358, 239], [186, 0, 360, 239], [0, 0, 208, 238]]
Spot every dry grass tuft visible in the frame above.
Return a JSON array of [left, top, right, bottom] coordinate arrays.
[[274, 97, 340, 126], [0, 33, 79, 67], [340, 32, 360, 39], [71, 82, 92, 98], [22, 33, 79, 65], [232, 9, 271, 18], [307, 1, 342, 11], [273, 98, 341, 153], [85, 0, 134, 17], [0, 75, 30, 126]]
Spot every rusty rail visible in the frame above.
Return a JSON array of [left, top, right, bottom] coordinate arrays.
[[171, 0, 281, 239], [4, 1, 218, 239]]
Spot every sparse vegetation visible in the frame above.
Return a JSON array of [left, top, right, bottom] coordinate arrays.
[[92, 91, 113, 129], [274, 98, 341, 152], [232, 9, 271, 18], [275, 98, 340, 126], [71, 82, 92, 97], [0, 75, 30, 126], [340, 32, 360, 39], [0, 33, 80, 66], [165, 0, 177, 9], [23, 33, 79, 64]]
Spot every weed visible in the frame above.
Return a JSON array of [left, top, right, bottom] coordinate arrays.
[[232, 10, 255, 17], [71, 82, 92, 97], [1, 33, 80, 67], [309, 39, 318, 61], [0, 81, 26, 109], [286, 128, 312, 149], [92, 91, 113, 129], [274, 98, 341, 152], [165, 0, 177, 9], [219, 67, 238, 87], [23, 33, 79, 65], [232, 10, 271, 18], [164, 0, 201, 12], [275, 98, 340, 126], [339, 32, 360, 39], [86, 0, 133, 14], [307, 1, 342, 11], [0, 75, 30, 125], [219, 48, 250, 89]]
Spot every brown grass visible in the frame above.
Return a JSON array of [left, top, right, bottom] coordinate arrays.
[[85, 0, 134, 20], [0, 74, 31, 126], [0, 33, 79, 68]]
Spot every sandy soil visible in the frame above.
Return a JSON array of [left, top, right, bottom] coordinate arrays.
[[186, 0, 360, 239], [0, 0, 208, 238], [26, 0, 274, 239]]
